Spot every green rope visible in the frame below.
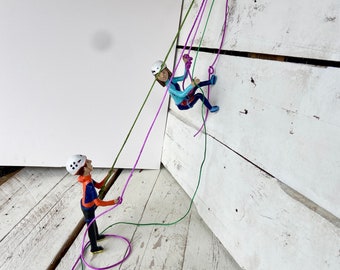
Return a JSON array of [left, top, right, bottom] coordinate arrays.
[[192, 0, 216, 75], [101, 102, 208, 232], [99, 0, 197, 194], [79, 2, 216, 267], [100, 0, 215, 245], [192, 0, 216, 136]]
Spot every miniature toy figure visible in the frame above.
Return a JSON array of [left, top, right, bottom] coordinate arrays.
[[66, 154, 120, 254], [151, 56, 219, 112]]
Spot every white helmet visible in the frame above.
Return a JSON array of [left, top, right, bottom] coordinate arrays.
[[151, 60, 166, 75], [66, 154, 87, 175]]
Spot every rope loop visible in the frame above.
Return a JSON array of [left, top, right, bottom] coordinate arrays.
[[72, 0, 224, 269], [208, 66, 215, 75], [183, 54, 193, 70], [81, 234, 132, 270]]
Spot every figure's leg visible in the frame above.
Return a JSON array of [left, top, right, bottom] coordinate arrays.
[[177, 104, 190, 110], [189, 93, 219, 112], [190, 93, 211, 109], [189, 75, 217, 96], [196, 75, 217, 88], [95, 221, 106, 241], [82, 208, 103, 253]]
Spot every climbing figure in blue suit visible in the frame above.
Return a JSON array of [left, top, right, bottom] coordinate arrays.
[[151, 56, 219, 112]]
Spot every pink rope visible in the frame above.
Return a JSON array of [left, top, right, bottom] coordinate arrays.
[[194, 0, 229, 137], [73, 1, 209, 269], [182, 0, 208, 88]]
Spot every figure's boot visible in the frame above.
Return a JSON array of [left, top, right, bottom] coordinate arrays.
[[91, 246, 104, 254], [210, 75, 217, 85], [210, 106, 219, 112]]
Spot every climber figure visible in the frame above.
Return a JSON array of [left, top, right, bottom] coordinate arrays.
[[66, 154, 121, 254], [151, 56, 219, 112]]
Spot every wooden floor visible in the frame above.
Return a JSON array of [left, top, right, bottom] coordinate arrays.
[[0, 166, 242, 270]]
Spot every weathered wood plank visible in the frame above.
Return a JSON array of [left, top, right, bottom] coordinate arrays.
[[0, 167, 108, 270], [0, 168, 67, 241], [167, 51, 340, 218], [183, 212, 241, 270], [57, 167, 240, 269], [56, 169, 161, 270], [162, 112, 340, 270], [119, 167, 191, 270], [180, 0, 340, 61]]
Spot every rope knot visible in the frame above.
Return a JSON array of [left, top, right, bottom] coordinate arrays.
[[183, 54, 193, 70], [208, 66, 215, 75]]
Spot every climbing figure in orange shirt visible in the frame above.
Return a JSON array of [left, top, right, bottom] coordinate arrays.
[[66, 154, 121, 254]]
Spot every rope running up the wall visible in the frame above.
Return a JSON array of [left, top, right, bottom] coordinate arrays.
[[73, 1, 229, 269]]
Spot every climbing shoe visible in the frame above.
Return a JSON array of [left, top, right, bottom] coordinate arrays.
[[210, 106, 219, 113], [210, 75, 217, 85], [91, 246, 104, 254]]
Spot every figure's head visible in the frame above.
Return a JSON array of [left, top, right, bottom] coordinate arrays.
[[66, 154, 93, 176], [151, 60, 172, 87]]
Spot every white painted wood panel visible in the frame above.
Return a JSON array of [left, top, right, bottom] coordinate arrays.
[[167, 51, 340, 218], [180, 0, 340, 61], [0, 168, 66, 241], [162, 112, 340, 270], [56, 169, 161, 269], [0, 168, 108, 270], [0, 0, 181, 168], [182, 212, 241, 270], [57, 168, 239, 270], [119, 168, 190, 270]]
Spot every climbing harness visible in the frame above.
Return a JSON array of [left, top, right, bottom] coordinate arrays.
[[73, 0, 229, 269]]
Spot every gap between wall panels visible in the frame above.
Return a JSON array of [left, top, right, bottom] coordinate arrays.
[[177, 45, 340, 68], [175, 45, 340, 227], [199, 127, 340, 229]]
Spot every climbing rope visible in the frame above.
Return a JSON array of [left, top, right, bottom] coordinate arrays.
[[73, 0, 229, 269], [72, 1, 199, 269], [193, 0, 229, 137], [98, 1, 201, 194]]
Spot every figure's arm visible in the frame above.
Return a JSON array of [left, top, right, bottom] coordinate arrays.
[[168, 82, 193, 98], [94, 197, 120, 207], [94, 177, 107, 189], [171, 70, 188, 83]]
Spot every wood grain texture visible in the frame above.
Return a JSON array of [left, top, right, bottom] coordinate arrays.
[[167, 51, 340, 218], [0, 167, 108, 270], [162, 112, 340, 270], [56, 168, 240, 270], [180, 0, 340, 61]]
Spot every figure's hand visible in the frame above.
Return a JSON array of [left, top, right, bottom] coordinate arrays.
[[183, 54, 190, 63], [183, 54, 193, 69], [191, 77, 200, 86], [115, 196, 122, 205]]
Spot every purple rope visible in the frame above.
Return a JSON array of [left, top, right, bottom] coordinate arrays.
[[193, 0, 229, 137], [182, 0, 208, 89], [73, 1, 209, 269], [120, 0, 209, 200]]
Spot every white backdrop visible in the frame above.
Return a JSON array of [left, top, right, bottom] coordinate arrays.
[[0, 0, 182, 168]]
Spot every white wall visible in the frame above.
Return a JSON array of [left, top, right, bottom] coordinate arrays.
[[162, 0, 340, 269], [0, 0, 181, 168]]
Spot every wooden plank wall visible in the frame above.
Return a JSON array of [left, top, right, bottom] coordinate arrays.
[[56, 168, 239, 270], [0, 168, 106, 269], [162, 0, 340, 269]]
